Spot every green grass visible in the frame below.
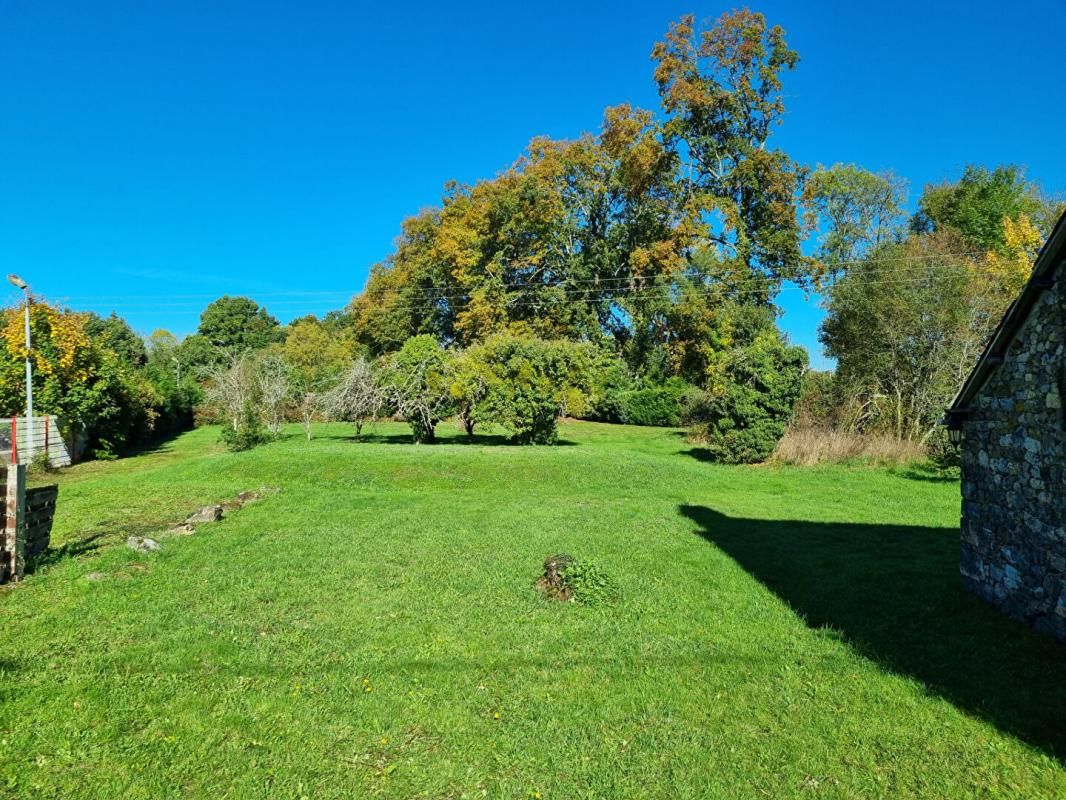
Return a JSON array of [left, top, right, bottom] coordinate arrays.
[[2, 420, 1065, 799]]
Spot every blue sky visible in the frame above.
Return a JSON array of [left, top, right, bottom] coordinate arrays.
[[3, 0, 1064, 369]]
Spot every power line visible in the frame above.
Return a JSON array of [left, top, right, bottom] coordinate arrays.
[[43, 250, 989, 305]]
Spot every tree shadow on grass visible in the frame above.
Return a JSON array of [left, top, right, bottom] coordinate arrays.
[[679, 504, 1066, 760], [679, 448, 722, 463], [322, 431, 578, 447]]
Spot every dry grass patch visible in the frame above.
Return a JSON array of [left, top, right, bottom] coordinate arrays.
[[772, 427, 925, 466]]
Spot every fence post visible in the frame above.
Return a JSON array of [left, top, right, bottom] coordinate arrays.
[[4, 464, 26, 581], [10, 417, 17, 465], [44, 414, 50, 461]]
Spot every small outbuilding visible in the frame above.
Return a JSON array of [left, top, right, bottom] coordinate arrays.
[[946, 213, 1065, 640]]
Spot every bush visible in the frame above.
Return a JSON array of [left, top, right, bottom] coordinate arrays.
[[924, 426, 962, 475], [613, 378, 694, 427], [469, 335, 587, 444], [686, 320, 807, 464], [220, 401, 270, 452]]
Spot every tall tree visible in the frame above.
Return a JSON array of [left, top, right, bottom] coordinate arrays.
[[803, 165, 906, 273], [651, 10, 816, 301], [197, 296, 281, 354], [911, 164, 1059, 252], [820, 230, 998, 442]]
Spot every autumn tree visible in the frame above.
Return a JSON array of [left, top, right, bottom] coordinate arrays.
[[651, 9, 817, 302]]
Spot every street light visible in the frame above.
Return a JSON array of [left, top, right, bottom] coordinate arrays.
[[7, 274, 32, 463]]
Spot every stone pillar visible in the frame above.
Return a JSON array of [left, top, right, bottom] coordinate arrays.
[[4, 464, 26, 581]]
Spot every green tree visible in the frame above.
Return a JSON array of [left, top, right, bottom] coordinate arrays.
[[86, 312, 147, 367], [379, 335, 454, 443], [469, 335, 595, 444], [197, 296, 282, 355], [804, 165, 906, 272], [686, 307, 807, 463], [820, 231, 997, 442], [911, 164, 1059, 251]]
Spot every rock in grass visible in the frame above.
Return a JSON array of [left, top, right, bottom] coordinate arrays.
[[185, 505, 223, 524], [84, 572, 110, 582], [126, 536, 162, 553], [165, 523, 196, 536], [236, 490, 262, 504]]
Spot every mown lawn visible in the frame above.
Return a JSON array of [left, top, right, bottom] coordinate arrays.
[[1, 421, 1064, 799]]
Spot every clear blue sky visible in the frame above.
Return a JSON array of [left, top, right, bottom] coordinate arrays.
[[3, 0, 1064, 369]]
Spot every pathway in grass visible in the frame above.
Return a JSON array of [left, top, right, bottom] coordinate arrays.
[[1, 421, 1064, 798]]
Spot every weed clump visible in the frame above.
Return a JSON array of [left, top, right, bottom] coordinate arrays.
[[535, 553, 618, 605]]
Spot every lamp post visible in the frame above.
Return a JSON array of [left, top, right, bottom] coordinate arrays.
[[7, 275, 32, 462]]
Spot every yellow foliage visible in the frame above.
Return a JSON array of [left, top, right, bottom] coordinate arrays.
[[1, 302, 93, 381], [983, 214, 1043, 299]]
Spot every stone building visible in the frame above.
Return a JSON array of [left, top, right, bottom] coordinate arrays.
[[946, 213, 1065, 641]]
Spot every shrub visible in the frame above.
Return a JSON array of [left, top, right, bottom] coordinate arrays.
[[924, 426, 962, 475], [686, 322, 807, 464], [614, 378, 694, 427], [220, 401, 270, 452], [470, 335, 586, 444]]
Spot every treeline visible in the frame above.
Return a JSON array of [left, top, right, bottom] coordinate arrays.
[[805, 163, 1060, 462], [337, 10, 1061, 463], [0, 306, 198, 459], [4, 10, 1059, 465], [340, 10, 825, 461]]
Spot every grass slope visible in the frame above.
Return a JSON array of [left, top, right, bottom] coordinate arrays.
[[1, 421, 1064, 799]]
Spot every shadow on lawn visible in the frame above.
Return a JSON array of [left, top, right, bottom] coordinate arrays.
[[322, 430, 578, 447], [680, 505, 1066, 760], [29, 531, 109, 573]]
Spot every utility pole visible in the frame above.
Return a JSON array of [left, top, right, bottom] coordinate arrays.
[[6, 275, 32, 462]]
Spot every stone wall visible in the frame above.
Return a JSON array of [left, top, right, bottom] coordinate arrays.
[[960, 275, 1066, 640]]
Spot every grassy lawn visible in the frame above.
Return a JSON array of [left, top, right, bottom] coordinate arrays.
[[2, 420, 1065, 798]]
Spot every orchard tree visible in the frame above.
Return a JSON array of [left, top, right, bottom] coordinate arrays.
[[448, 348, 491, 436], [283, 316, 354, 439], [327, 358, 382, 438], [379, 335, 454, 443]]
